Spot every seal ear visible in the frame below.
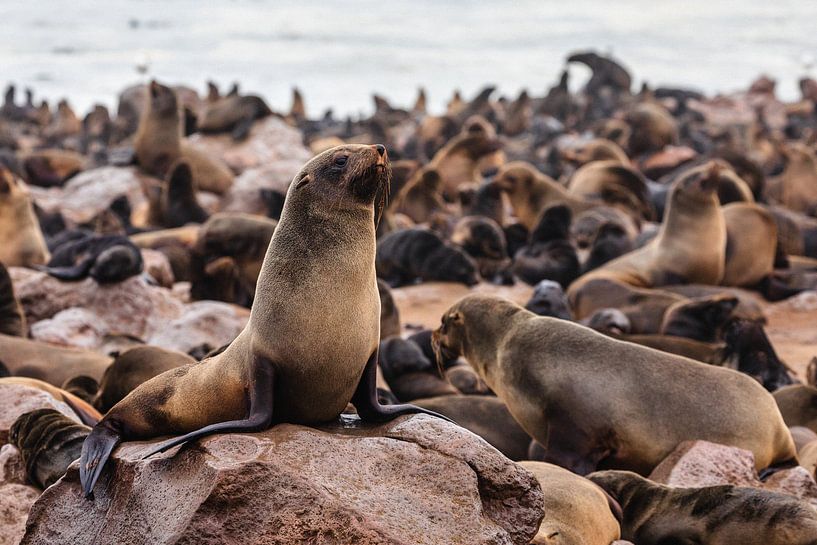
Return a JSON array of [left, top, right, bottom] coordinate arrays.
[[450, 311, 463, 324], [295, 173, 311, 189]]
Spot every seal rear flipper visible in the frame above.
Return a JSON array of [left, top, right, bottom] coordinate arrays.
[[142, 359, 275, 459], [79, 420, 122, 499], [41, 257, 95, 281], [351, 350, 455, 425]]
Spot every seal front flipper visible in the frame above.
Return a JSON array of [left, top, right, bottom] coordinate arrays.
[[351, 350, 455, 424], [141, 359, 275, 459], [79, 420, 122, 499]]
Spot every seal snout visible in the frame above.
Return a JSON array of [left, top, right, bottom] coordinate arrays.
[[375, 144, 386, 157]]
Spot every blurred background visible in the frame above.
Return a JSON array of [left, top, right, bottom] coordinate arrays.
[[2, 1, 816, 115]]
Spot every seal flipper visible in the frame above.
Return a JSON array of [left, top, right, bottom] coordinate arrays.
[[40, 256, 95, 281], [141, 358, 275, 459], [79, 420, 121, 499], [230, 117, 255, 141], [352, 350, 455, 424]]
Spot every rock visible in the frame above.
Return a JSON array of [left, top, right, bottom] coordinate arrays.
[[221, 161, 303, 215], [0, 384, 80, 444], [28, 166, 152, 224], [146, 300, 249, 354], [0, 483, 40, 545], [22, 415, 544, 545], [784, 291, 817, 312], [141, 249, 174, 288], [649, 440, 817, 507], [0, 445, 26, 485], [29, 308, 106, 349], [12, 270, 183, 342], [189, 117, 311, 173]]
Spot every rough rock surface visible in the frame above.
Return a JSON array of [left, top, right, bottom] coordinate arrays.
[[649, 440, 817, 507], [221, 161, 303, 215], [28, 166, 152, 224], [11, 268, 248, 353], [189, 117, 311, 173], [141, 249, 175, 288], [0, 384, 81, 444], [22, 415, 544, 545], [0, 446, 42, 545]]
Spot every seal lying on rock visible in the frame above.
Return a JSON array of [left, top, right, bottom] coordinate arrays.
[[40, 233, 143, 283], [80, 144, 450, 499]]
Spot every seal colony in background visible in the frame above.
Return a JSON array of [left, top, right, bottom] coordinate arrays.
[[3, 48, 817, 543]]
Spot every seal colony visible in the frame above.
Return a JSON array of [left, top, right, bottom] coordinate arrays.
[[2, 48, 817, 541]]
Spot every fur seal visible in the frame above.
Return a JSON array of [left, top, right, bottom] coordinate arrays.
[[378, 337, 459, 401], [568, 161, 727, 301], [0, 335, 112, 387], [21, 149, 86, 188], [0, 261, 25, 336], [392, 166, 446, 223], [427, 130, 502, 200], [377, 279, 401, 340], [524, 279, 572, 319], [773, 385, 817, 434], [450, 215, 508, 281], [722, 202, 778, 287], [413, 395, 530, 461], [79, 144, 449, 498], [0, 166, 50, 267], [624, 102, 677, 157], [146, 159, 209, 228], [723, 319, 795, 392], [511, 204, 580, 287], [589, 470, 817, 545], [134, 81, 234, 194], [432, 294, 796, 475], [41, 233, 143, 283], [376, 227, 480, 287], [766, 143, 817, 215], [197, 92, 272, 140], [93, 346, 196, 413], [10, 408, 90, 489], [194, 212, 277, 298], [567, 160, 653, 221], [659, 294, 738, 342], [520, 461, 622, 545]]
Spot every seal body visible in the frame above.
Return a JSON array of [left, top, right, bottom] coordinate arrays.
[[433, 294, 796, 475]]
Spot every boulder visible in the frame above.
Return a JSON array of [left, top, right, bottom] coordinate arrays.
[[141, 249, 174, 288], [145, 300, 249, 354], [0, 445, 39, 545], [221, 161, 303, 215], [649, 440, 817, 508], [28, 166, 152, 224], [22, 415, 544, 545]]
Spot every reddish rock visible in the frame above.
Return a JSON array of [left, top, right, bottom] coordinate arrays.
[[649, 440, 817, 508], [146, 300, 249, 354], [141, 249, 174, 288], [0, 482, 40, 545], [22, 415, 544, 545]]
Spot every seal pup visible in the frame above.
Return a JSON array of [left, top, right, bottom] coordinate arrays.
[[520, 461, 622, 545], [378, 337, 459, 401], [197, 91, 272, 140], [41, 234, 143, 283], [432, 294, 795, 475], [376, 227, 480, 287], [79, 144, 449, 498], [0, 166, 50, 267], [589, 470, 817, 545], [11, 408, 90, 489]]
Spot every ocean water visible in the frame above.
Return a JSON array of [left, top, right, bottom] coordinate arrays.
[[1, 1, 816, 117]]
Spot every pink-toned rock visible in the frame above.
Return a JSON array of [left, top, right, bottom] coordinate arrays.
[[28, 166, 153, 224], [220, 161, 303, 214], [146, 300, 249, 354], [0, 384, 80, 444], [10, 268, 184, 340], [29, 308, 106, 349], [0, 483, 40, 545], [189, 117, 310, 173], [649, 440, 817, 507], [141, 249, 174, 288], [0, 445, 26, 485], [22, 415, 544, 545]]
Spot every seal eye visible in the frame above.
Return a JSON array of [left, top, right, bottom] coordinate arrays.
[[334, 155, 348, 168]]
